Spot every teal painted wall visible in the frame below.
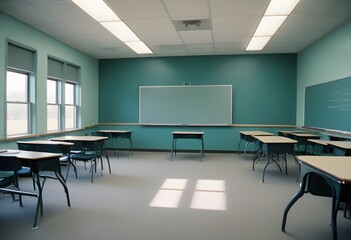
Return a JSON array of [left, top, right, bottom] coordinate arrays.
[[99, 54, 297, 124], [296, 20, 351, 127], [99, 54, 297, 151], [0, 13, 99, 148]]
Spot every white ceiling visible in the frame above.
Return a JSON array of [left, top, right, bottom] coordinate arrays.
[[1, 0, 350, 59]]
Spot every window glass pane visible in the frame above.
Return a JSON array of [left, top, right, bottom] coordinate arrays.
[[47, 79, 57, 104], [65, 106, 75, 129], [7, 103, 28, 135], [65, 83, 74, 104], [47, 105, 59, 131], [7, 71, 27, 102]]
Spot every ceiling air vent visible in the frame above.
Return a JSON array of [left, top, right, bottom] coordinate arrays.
[[173, 19, 211, 31]]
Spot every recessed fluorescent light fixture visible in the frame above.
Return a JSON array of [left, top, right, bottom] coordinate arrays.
[[246, 0, 300, 51], [100, 21, 140, 42], [246, 36, 271, 51], [125, 41, 153, 54], [265, 0, 300, 15], [72, 0, 120, 22], [73, 0, 153, 55], [254, 16, 287, 36]]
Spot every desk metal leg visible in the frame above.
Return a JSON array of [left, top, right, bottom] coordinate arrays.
[[55, 170, 71, 207], [261, 154, 282, 183], [128, 137, 134, 156], [281, 173, 309, 231], [65, 158, 78, 180], [244, 141, 250, 160], [200, 138, 204, 162], [171, 138, 176, 161], [238, 139, 242, 155]]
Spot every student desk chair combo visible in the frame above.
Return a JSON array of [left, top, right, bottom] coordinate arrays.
[[97, 130, 133, 158], [278, 130, 320, 154], [50, 136, 110, 183], [282, 155, 351, 240], [17, 140, 76, 180], [238, 131, 275, 160], [308, 139, 351, 156], [252, 135, 297, 183], [0, 149, 71, 228]]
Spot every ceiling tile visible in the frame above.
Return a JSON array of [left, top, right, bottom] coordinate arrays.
[[163, 0, 209, 20], [107, 0, 169, 19], [125, 18, 175, 31], [2, 5, 57, 25], [35, 1, 94, 24], [0, 0, 28, 8], [293, 0, 341, 15], [210, 0, 270, 16], [328, 0, 351, 16], [179, 30, 213, 44]]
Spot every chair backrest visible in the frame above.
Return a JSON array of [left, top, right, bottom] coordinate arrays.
[[17, 143, 36, 151], [70, 141, 84, 152], [35, 144, 60, 153], [91, 131, 107, 137], [0, 156, 22, 172], [80, 140, 105, 156]]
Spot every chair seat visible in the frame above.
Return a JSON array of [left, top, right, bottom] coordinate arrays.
[[18, 166, 32, 177], [71, 153, 95, 161], [0, 171, 14, 178], [0, 171, 15, 187]]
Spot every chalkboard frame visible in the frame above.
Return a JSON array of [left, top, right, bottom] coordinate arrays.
[[139, 85, 233, 125], [304, 76, 351, 133]]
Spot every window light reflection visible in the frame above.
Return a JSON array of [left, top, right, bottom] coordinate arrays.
[[191, 179, 227, 211], [149, 179, 187, 208]]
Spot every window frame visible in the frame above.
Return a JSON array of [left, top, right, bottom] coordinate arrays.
[[47, 78, 61, 132], [64, 81, 78, 130], [6, 68, 32, 137]]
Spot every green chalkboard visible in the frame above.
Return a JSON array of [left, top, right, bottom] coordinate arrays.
[[139, 85, 232, 125], [305, 76, 351, 132]]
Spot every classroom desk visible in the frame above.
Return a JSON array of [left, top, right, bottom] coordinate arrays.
[[97, 130, 133, 158], [308, 139, 334, 155], [327, 141, 351, 156], [16, 140, 76, 180], [278, 130, 306, 137], [284, 132, 320, 154], [50, 136, 111, 174], [171, 131, 204, 162], [238, 131, 275, 160], [281, 156, 351, 240], [252, 136, 297, 183], [0, 150, 71, 228]]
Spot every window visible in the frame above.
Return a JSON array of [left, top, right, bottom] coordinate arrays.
[[65, 82, 77, 129], [47, 79, 60, 132], [6, 43, 35, 137], [47, 58, 80, 131], [6, 71, 30, 136]]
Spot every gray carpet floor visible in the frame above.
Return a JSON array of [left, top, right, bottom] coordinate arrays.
[[1, 151, 351, 240]]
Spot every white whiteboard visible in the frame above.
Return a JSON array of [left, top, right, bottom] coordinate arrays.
[[139, 85, 232, 125]]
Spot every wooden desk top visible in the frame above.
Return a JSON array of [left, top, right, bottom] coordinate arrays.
[[172, 131, 204, 135], [51, 136, 108, 142], [254, 135, 297, 144], [307, 139, 341, 146], [239, 131, 274, 136], [327, 141, 351, 150], [17, 140, 74, 146], [98, 130, 132, 133], [0, 150, 62, 160], [289, 132, 320, 138], [278, 130, 306, 134], [298, 155, 351, 183]]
